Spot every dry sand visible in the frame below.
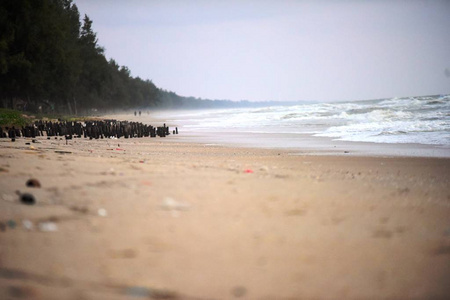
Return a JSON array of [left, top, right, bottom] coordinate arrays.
[[0, 134, 449, 299]]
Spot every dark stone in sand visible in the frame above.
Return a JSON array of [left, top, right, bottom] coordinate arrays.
[[20, 193, 36, 205], [231, 286, 247, 297], [26, 179, 41, 188]]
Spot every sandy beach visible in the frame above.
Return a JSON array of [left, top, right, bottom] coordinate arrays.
[[1, 130, 450, 299]]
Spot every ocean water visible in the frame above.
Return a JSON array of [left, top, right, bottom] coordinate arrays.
[[165, 95, 450, 147]]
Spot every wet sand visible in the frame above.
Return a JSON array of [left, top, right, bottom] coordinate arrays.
[[0, 134, 450, 299]]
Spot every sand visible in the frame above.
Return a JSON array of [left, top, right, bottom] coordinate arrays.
[[0, 134, 449, 299]]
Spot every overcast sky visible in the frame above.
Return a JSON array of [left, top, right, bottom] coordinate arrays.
[[73, 0, 450, 102]]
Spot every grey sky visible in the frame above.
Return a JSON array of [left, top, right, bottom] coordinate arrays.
[[73, 0, 450, 102]]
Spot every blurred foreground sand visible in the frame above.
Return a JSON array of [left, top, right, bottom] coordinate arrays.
[[0, 136, 449, 299]]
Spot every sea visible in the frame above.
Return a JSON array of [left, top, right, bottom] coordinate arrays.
[[156, 94, 450, 156]]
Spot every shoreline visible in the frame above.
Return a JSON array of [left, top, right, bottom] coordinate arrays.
[[1, 134, 449, 298], [102, 112, 450, 158]]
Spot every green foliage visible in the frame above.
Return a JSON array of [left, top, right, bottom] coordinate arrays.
[[0, 0, 166, 114], [0, 0, 245, 113], [0, 108, 29, 127]]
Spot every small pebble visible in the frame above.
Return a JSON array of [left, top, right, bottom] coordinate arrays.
[[7, 220, 17, 229], [161, 197, 190, 211], [38, 222, 58, 232], [98, 208, 108, 217], [26, 179, 41, 188], [20, 193, 36, 205], [22, 220, 34, 231]]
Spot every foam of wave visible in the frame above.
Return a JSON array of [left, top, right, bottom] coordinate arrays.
[[170, 95, 450, 146]]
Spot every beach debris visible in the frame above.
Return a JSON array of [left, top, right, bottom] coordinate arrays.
[[7, 220, 17, 229], [22, 220, 34, 231], [0, 167, 8, 172], [124, 286, 177, 299], [116, 148, 124, 151], [26, 178, 41, 188], [55, 150, 72, 154], [20, 193, 36, 205], [25, 142, 30, 145], [231, 286, 247, 298], [101, 168, 116, 175], [98, 208, 108, 217], [160, 197, 191, 217], [259, 166, 269, 172], [70, 206, 89, 214], [160, 197, 191, 211], [244, 169, 254, 174], [38, 222, 58, 232]]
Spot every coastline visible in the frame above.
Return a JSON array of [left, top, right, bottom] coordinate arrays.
[[103, 112, 450, 158], [1, 122, 450, 299]]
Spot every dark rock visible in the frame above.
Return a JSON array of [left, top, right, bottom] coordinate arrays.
[[20, 193, 36, 205], [26, 179, 41, 188]]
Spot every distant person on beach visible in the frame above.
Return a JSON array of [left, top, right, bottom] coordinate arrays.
[[139, 111, 141, 116], [134, 111, 136, 116]]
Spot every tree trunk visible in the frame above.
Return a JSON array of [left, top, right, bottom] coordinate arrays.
[[73, 96, 78, 115], [66, 99, 73, 115]]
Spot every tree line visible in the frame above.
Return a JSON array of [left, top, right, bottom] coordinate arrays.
[[0, 0, 201, 114]]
